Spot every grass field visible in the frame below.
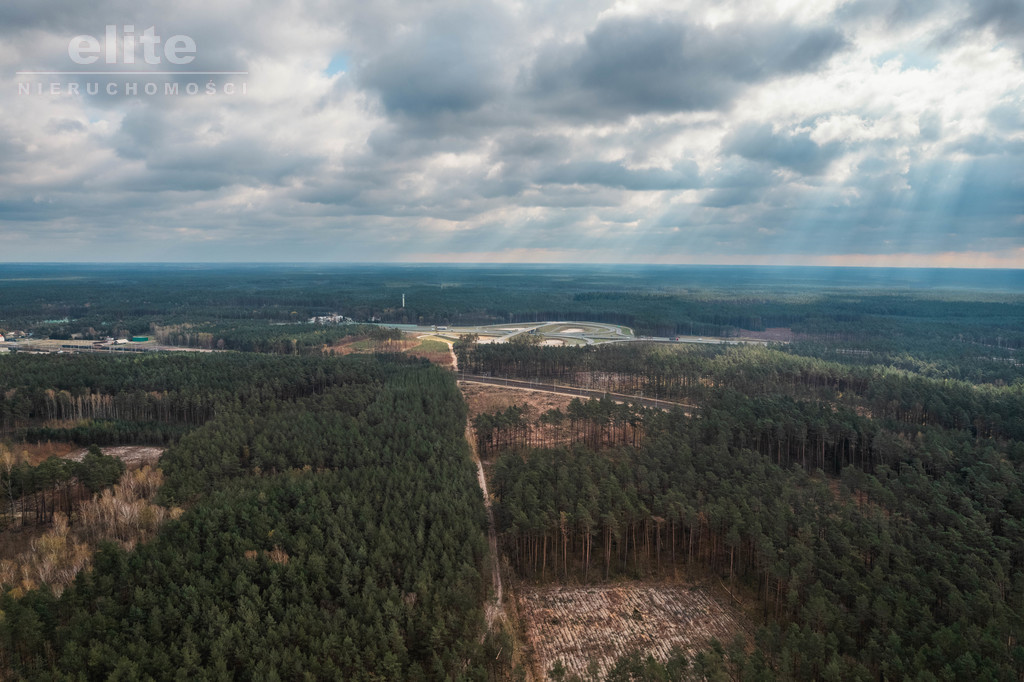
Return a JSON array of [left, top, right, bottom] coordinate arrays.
[[408, 337, 451, 353]]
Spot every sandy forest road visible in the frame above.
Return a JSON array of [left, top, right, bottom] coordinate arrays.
[[466, 418, 505, 632], [448, 338, 506, 630]]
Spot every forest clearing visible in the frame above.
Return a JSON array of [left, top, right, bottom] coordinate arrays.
[[321, 332, 456, 367], [462, 382, 576, 421], [67, 445, 164, 467], [518, 583, 745, 679]]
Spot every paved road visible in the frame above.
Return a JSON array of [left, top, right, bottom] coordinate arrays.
[[6, 342, 217, 354], [380, 320, 636, 346], [457, 373, 693, 413]]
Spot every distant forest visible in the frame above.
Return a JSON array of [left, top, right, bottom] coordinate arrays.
[[2, 264, 1024, 357]]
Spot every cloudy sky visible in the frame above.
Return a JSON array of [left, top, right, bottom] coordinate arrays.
[[2, 0, 1022, 266]]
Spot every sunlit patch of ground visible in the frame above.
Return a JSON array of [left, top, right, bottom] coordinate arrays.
[[461, 382, 575, 420], [67, 446, 164, 467]]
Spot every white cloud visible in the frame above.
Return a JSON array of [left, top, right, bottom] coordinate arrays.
[[0, 0, 1021, 265]]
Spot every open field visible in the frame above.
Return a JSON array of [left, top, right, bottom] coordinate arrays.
[[67, 446, 164, 467], [3, 441, 166, 469], [461, 382, 576, 421], [406, 336, 455, 368], [460, 375, 692, 413], [326, 336, 413, 354], [518, 583, 745, 680]]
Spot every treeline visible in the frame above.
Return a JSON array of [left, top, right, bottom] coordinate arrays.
[[490, 399, 1024, 678], [150, 321, 400, 353], [459, 341, 1024, 442], [0, 354, 492, 679], [786, 311, 1024, 386], [0, 352, 376, 432], [20, 420, 186, 446]]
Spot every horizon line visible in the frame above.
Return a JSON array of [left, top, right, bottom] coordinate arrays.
[[0, 261, 1022, 271]]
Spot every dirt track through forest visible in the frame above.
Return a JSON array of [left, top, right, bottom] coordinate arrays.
[[466, 418, 504, 632]]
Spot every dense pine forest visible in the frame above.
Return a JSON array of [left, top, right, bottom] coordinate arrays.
[[0, 353, 491, 679], [465, 343, 1024, 678], [1, 264, 1024, 680]]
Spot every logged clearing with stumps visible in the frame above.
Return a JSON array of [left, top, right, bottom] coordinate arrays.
[[519, 583, 745, 679]]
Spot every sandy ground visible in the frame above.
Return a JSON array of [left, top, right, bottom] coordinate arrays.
[[67, 446, 164, 467], [460, 382, 576, 420]]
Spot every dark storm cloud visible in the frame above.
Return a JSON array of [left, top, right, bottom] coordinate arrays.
[[722, 123, 844, 175], [135, 140, 317, 191], [358, 4, 510, 117], [699, 188, 763, 208], [538, 160, 700, 190], [699, 160, 775, 207], [962, 0, 1024, 41], [0, 198, 58, 222], [835, 0, 947, 27], [528, 16, 847, 118], [495, 133, 572, 160], [0, 0, 136, 34], [104, 105, 320, 193], [929, 0, 1024, 55], [360, 42, 498, 116]]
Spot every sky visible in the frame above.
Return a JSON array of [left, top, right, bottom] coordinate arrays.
[[1, 0, 1022, 266]]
